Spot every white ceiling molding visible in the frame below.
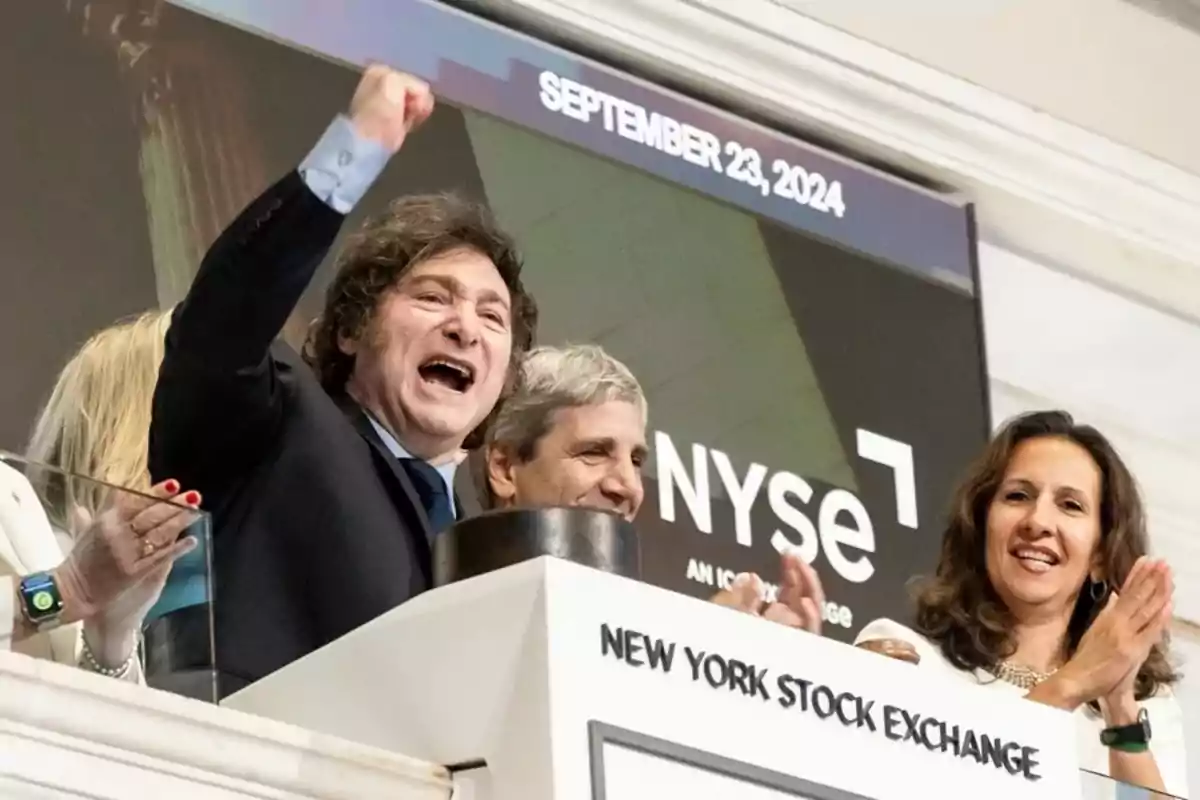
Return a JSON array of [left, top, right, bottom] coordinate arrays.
[[772, 0, 1200, 175], [468, 0, 1200, 317]]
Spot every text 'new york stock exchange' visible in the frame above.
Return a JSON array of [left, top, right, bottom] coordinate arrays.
[[599, 623, 1043, 783]]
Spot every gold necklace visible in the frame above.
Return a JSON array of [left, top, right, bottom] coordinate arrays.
[[990, 661, 1055, 689]]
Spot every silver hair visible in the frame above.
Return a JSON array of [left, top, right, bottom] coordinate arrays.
[[481, 344, 646, 506]]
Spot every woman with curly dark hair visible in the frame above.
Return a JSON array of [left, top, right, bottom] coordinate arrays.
[[855, 410, 1186, 797]]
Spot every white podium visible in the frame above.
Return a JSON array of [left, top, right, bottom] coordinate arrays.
[[224, 557, 1081, 800]]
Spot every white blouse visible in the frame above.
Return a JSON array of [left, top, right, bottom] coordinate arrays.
[[0, 462, 142, 684], [0, 461, 79, 662], [855, 618, 1189, 799]]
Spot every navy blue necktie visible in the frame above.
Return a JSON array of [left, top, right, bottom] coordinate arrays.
[[399, 458, 455, 535]]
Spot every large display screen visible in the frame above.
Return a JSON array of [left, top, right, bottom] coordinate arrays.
[[0, 0, 988, 643]]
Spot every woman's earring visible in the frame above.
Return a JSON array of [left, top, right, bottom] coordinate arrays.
[[1089, 578, 1108, 602]]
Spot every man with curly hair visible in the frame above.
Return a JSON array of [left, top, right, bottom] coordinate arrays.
[[149, 64, 538, 695]]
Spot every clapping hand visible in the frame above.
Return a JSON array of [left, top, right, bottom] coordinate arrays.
[[1054, 556, 1173, 709], [711, 548, 826, 634]]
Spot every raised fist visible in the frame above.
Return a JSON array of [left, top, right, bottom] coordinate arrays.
[[348, 64, 435, 153]]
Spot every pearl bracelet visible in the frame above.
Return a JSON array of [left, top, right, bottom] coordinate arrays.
[[79, 634, 139, 680]]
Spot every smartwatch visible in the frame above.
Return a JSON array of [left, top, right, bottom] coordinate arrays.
[[1100, 707, 1151, 753], [17, 571, 64, 630]]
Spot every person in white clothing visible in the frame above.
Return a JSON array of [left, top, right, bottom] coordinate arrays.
[[854, 410, 1187, 798]]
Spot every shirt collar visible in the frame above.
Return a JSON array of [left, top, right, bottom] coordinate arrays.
[[365, 414, 459, 506]]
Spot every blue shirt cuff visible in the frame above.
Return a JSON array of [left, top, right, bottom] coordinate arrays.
[[298, 114, 391, 214]]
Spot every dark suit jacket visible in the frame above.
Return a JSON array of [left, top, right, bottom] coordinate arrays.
[[149, 171, 437, 695]]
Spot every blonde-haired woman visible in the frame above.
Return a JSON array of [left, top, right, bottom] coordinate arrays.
[[3, 310, 203, 685], [28, 310, 172, 517]]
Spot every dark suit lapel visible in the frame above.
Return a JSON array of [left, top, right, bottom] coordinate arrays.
[[335, 396, 435, 576]]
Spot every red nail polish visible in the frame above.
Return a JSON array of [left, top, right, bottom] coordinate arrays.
[[184, 491, 200, 506], [165, 479, 180, 494]]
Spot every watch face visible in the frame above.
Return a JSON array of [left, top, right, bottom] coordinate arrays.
[[20, 573, 63, 622], [1140, 708, 1152, 740], [30, 589, 56, 613]]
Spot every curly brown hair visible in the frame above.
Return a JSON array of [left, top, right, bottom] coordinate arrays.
[[912, 410, 1177, 700], [302, 193, 538, 449]]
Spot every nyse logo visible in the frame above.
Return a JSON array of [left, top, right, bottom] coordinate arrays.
[[655, 430, 917, 584]]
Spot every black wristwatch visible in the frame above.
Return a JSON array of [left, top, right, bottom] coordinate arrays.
[[1100, 707, 1151, 753]]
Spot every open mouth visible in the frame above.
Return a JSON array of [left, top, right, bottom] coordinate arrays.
[[1010, 546, 1060, 572], [418, 357, 475, 393]]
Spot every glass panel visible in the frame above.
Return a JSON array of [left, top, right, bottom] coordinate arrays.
[[0, 452, 215, 703], [1079, 769, 1184, 800]]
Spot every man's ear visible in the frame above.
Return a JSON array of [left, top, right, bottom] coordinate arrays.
[[486, 445, 519, 506]]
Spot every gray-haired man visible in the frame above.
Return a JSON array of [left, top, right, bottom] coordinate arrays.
[[483, 344, 825, 634]]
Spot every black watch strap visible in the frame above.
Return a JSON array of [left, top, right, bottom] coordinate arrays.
[[1100, 708, 1151, 753]]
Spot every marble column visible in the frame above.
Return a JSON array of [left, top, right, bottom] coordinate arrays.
[[66, 0, 268, 308]]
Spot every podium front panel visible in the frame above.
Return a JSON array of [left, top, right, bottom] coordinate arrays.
[[542, 559, 1079, 800]]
